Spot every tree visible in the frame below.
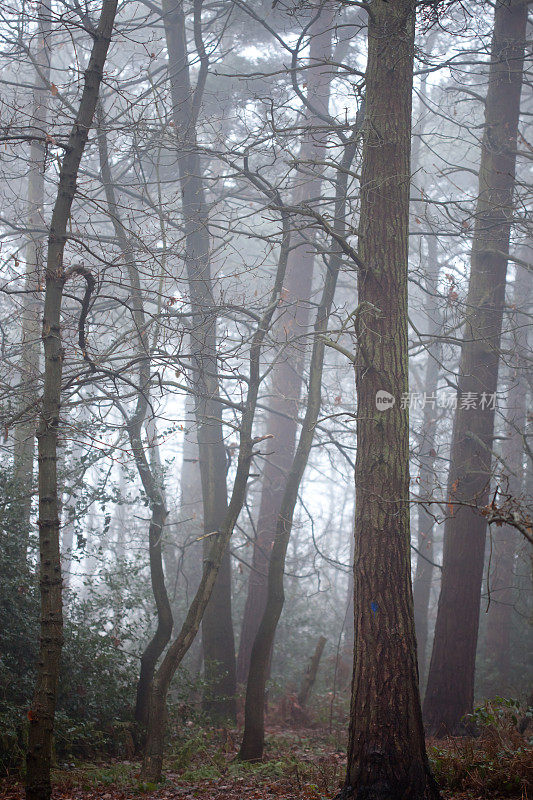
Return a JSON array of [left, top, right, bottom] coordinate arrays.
[[236, 1, 336, 686], [237, 62, 365, 764], [140, 164, 292, 782], [25, 3, 118, 798], [162, 0, 236, 720], [484, 259, 530, 692], [341, 1, 440, 797], [423, 0, 528, 735], [96, 110, 173, 726], [412, 232, 443, 685], [13, 0, 51, 556]]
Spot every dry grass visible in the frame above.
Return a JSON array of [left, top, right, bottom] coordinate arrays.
[[429, 714, 532, 797]]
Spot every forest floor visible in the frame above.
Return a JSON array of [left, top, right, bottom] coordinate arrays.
[[1, 723, 531, 799]]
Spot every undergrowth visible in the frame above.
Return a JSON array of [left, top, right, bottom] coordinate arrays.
[[429, 698, 533, 797], [4, 696, 530, 799]]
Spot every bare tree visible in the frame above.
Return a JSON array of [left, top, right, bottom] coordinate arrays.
[[25, 5, 118, 798], [13, 0, 51, 554]]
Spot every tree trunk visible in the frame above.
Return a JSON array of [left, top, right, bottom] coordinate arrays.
[[413, 233, 443, 687], [135, 497, 172, 725], [162, 0, 236, 720], [298, 635, 326, 708], [484, 261, 529, 693], [25, 5, 118, 799], [409, 62, 443, 689], [97, 107, 174, 727], [423, 0, 528, 736], [237, 111, 362, 761], [164, 393, 203, 613], [14, 0, 51, 556], [236, 4, 335, 687], [342, 2, 439, 798], [140, 152, 292, 783]]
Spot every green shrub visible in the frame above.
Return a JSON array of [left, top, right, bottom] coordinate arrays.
[[0, 466, 136, 773]]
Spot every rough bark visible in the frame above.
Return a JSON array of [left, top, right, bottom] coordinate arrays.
[[236, 4, 335, 686], [423, 0, 528, 736], [342, 2, 439, 798], [25, 5, 118, 799], [298, 635, 326, 708], [162, 0, 236, 720], [14, 0, 51, 554]]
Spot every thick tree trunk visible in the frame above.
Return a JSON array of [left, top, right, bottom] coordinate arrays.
[[423, 0, 527, 736], [25, 5, 117, 799], [342, 3, 439, 798], [162, 0, 236, 720], [236, 5, 335, 687], [484, 262, 529, 693], [14, 0, 51, 554]]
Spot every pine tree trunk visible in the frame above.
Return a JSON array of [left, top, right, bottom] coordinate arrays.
[[25, 5, 117, 798], [342, 2, 439, 798], [423, 0, 528, 736]]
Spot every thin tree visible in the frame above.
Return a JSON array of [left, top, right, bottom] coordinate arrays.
[[25, 5, 118, 798], [236, 2, 336, 685], [412, 233, 443, 685], [96, 109, 173, 726], [140, 178, 292, 783], [162, 0, 236, 719], [484, 261, 529, 691], [238, 104, 364, 763], [14, 0, 51, 554]]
